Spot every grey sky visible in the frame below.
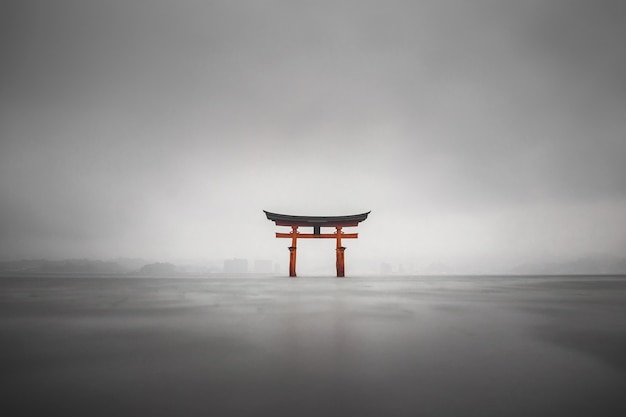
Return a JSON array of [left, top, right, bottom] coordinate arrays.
[[1, 0, 625, 272]]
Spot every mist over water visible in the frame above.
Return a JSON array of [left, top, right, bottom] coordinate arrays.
[[1, 1, 626, 271]]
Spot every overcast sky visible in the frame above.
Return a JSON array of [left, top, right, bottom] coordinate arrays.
[[1, 0, 625, 273]]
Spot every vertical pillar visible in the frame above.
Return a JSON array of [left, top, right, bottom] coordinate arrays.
[[336, 247, 346, 277], [288, 246, 297, 277], [289, 226, 298, 277], [336, 226, 345, 277]]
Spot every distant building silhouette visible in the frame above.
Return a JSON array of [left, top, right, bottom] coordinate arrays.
[[380, 262, 392, 274], [224, 258, 248, 274]]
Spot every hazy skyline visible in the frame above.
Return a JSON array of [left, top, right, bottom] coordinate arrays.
[[2, 1, 625, 273]]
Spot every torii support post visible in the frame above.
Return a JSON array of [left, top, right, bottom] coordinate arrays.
[[288, 246, 297, 277], [264, 210, 370, 278], [289, 226, 297, 277], [336, 226, 345, 277]]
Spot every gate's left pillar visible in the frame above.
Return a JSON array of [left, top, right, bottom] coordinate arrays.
[[288, 246, 297, 277], [289, 226, 298, 277], [336, 247, 346, 277], [335, 226, 345, 277]]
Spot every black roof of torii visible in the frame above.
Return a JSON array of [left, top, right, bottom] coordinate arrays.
[[264, 210, 371, 227]]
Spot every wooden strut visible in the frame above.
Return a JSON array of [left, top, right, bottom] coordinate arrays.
[[277, 225, 355, 277]]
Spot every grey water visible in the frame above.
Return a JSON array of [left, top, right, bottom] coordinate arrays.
[[1, 274, 625, 416]]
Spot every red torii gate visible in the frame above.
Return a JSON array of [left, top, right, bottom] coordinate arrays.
[[264, 210, 370, 277]]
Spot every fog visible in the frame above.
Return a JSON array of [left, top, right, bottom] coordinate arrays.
[[2, 1, 625, 272]]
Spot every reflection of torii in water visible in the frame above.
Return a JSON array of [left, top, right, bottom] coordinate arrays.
[[264, 210, 371, 277]]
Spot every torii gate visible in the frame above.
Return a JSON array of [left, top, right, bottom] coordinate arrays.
[[264, 210, 370, 277]]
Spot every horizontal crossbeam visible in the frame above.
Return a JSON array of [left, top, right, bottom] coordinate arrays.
[[276, 232, 358, 239], [273, 221, 361, 227]]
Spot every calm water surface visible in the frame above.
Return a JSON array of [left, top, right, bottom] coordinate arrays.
[[1, 275, 625, 416]]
